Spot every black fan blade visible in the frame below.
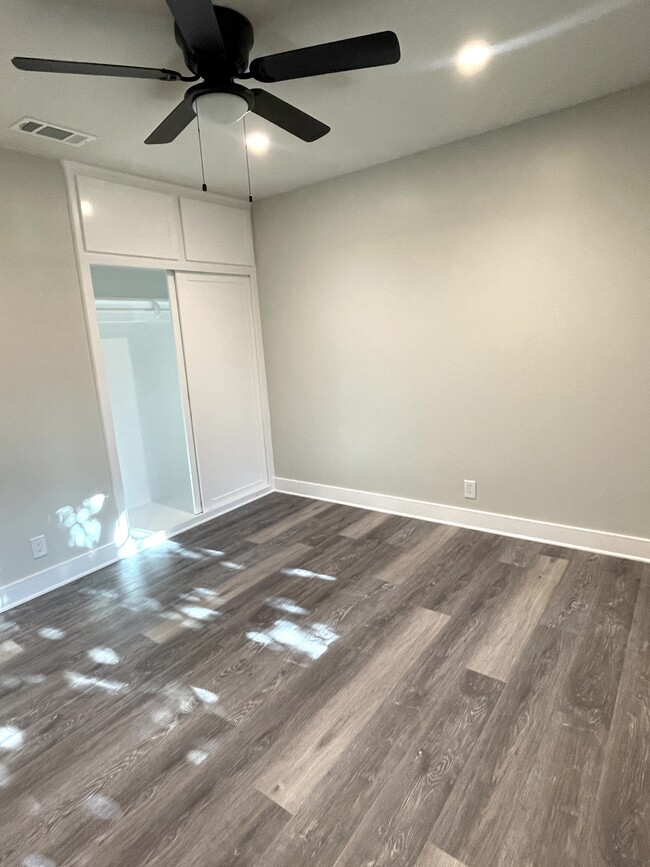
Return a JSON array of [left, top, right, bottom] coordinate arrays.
[[249, 31, 400, 83], [251, 89, 329, 142], [164, 0, 225, 60], [12, 56, 185, 81], [145, 99, 196, 144]]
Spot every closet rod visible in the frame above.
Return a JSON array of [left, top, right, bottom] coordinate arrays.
[[95, 299, 170, 313]]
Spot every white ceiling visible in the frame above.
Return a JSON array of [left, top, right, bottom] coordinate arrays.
[[2, 0, 649, 200]]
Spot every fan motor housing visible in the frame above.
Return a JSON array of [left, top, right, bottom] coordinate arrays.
[[175, 5, 254, 81]]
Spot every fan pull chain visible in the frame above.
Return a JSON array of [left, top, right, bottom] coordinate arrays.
[[243, 114, 253, 203], [196, 104, 208, 192]]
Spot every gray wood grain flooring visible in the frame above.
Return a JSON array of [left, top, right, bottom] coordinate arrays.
[[0, 492, 647, 866]]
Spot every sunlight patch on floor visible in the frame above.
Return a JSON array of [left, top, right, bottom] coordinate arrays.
[[280, 567, 336, 582], [247, 619, 339, 660]]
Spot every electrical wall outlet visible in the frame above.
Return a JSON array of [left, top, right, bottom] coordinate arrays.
[[30, 535, 48, 559], [464, 480, 477, 500]]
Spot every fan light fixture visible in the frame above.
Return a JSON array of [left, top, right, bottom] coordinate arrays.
[[11, 2, 401, 148], [194, 92, 250, 125], [456, 40, 493, 76]]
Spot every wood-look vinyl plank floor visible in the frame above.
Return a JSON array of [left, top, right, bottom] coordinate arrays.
[[415, 845, 468, 867], [370, 523, 460, 585], [246, 498, 331, 544], [407, 530, 508, 617], [332, 668, 503, 867], [539, 550, 602, 634], [467, 554, 569, 682], [339, 509, 392, 540], [593, 570, 650, 867], [255, 606, 450, 813], [0, 493, 647, 867], [385, 517, 447, 549], [432, 625, 580, 865]]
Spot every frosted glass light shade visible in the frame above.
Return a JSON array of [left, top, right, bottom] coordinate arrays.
[[194, 92, 250, 125]]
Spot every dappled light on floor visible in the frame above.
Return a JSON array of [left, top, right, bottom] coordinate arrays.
[[64, 671, 128, 694], [280, 567, 336, 581], [87, 647, 120, 665], [0, 725, 24, 751], [37, 627, 65, 641], [83, 793, 123, 821], [22, 855, 56, 867], [114, 518, 228, 565], [266, 597, 308, 616], [247, 619, 339, 661]]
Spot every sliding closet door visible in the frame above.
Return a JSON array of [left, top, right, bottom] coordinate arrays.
[[90, 265, 200, 534], [175, 273, 268, 508]]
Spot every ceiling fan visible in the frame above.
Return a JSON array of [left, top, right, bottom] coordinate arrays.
[[12, 0, 401, 145]]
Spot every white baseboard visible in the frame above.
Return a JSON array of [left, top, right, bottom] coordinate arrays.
[[4, 476, 644, 615], [210, 480, 270, 511], [0, 484, 273, 613], [274, 477, 650, 563], [0, 545, 118, 613]]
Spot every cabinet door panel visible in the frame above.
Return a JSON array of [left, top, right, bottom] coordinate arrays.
[[175, 273, 267, 507], [77, 176, 180, 259], [180, 197, 255, 266]]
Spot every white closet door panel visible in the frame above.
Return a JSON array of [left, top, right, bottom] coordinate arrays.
[[175, 273, 267, 506], [76, 176, 180, 259], [180, 198, 255, 266]]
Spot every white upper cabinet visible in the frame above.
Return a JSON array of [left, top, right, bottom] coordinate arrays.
[[180, 197, 255, 266], [76, 176, 180, 259]]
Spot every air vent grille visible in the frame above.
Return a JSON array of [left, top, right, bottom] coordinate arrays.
[[10, 117, 96, 147]]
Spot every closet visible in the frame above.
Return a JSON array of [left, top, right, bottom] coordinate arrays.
[[67, 167, 271, 544]]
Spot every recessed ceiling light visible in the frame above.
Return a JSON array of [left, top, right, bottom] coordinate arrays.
[[246, 131, 270, 155], [455, 39, 493, 76]]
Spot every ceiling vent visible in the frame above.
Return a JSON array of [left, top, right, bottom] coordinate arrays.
[[10, 117, 96, 147]]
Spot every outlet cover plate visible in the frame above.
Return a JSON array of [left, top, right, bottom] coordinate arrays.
[[31, 535, 48, 559], [464, 480, 477, 500]]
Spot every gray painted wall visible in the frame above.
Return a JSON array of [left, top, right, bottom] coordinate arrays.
[[253, 83, 650, 538], [0, 148, 116, 591]]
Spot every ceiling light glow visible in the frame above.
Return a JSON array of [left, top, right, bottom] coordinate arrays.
[[455, 40, 493, 76], [80, 199, 93, 217], [246, 132, 270, 155]]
